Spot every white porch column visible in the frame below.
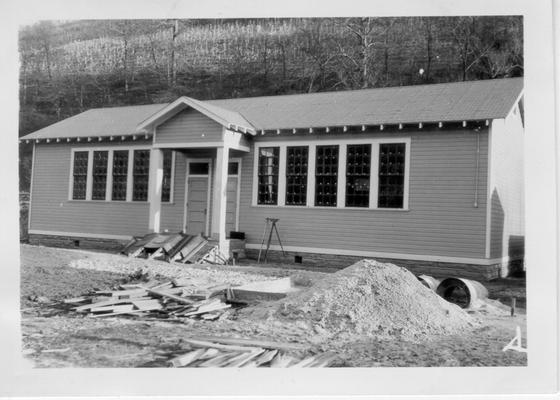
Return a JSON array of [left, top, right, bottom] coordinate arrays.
[[211, 146, 229, 250], [148, 148, 164, 233]]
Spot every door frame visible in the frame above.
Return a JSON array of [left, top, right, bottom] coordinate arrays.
[[228, 157, 242, 232], [183, 158, 212, 235]]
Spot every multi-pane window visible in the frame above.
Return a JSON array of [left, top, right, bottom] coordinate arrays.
[[132, 150, 150, 201], [112, 150, 129, 201], [345, 144, 371, 207], [378, 143, 406, 208], [315, 145, 339, 207], [257, 147, 279, 205], [161, 150, 173, 202], [72, 151, 89, 200], [285, 146, 308, 206], [91, 151, 108, 200]]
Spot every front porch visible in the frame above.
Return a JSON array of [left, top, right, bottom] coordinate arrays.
[[147, 144, 248, 259]]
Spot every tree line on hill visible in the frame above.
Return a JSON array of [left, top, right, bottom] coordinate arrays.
[[18, 16, 523, 190]]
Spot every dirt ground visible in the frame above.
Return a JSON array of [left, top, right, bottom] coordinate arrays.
[[20, 244, 527, 367]]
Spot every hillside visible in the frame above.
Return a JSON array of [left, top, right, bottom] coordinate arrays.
[[18, 17, 523, 190]]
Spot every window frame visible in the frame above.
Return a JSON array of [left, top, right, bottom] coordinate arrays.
[[68, 145, 174, 203], [252, 138, 410, 210]]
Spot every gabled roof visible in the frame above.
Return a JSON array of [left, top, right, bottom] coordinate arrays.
[[21, 78, 523, 141], [135, 96, 256, 135]]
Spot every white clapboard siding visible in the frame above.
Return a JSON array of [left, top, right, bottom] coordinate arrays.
[[488, 106, 524, 259], [236, 129, 489, 259]]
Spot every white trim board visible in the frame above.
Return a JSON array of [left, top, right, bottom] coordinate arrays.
[[28, 230, 133, 241], [245, 243, 510, 266]]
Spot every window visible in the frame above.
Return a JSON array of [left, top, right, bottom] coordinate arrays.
[[378, 143, 406, 208], [253, 140, 408, 209], [112, 150, 128, 201], [91, 151, 108, 200], [72, 151, 89, 200], [228, 161, 239, 175], [315, 145, 338, 207], [285, 146, 308, 206], [257, 147, 279, 205], [345, 144, 371, 207], [189, 162, 209, 175], [161, 150, 173, 202], [132, 150, 150, 201]]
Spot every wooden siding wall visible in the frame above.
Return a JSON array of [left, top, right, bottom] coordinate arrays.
[[489, 105, 524, 259], [155, 108, 223, 144], [29, 141, 152, 237], [236, 129, 489, 259]]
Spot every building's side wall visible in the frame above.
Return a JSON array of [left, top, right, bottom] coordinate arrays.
[[28, 140, 180, 239], [237, 128, 489, 260], [155, 108, 223, 144], [488, 103, 524, 266]]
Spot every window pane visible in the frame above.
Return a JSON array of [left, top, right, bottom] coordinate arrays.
[[285, 146, 308, 206], [91, 151, 108, 200], [345, 144, 371, 207], [378, 143, 406, 208], [315, 145, 338, 207], [189, 162, 209, 175], [161, 150, 173, 202], [72, 151, 89, 200], [257, 147, 279, 205], [112, 150, 128, 201], [133, 150, 150, 201], [228, 162, 239, 175]]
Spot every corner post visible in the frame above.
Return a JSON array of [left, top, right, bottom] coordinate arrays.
[[211, 145, 229, 252], [148, 148, 164, 233]]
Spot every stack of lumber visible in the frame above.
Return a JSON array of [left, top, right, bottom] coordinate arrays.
[[63, 281, 232, 320], [161, 337, 338, 368], [121, 233, 227, 265]]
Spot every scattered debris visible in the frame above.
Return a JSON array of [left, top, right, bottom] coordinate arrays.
[[63, 280, 233, 321], [162, 336, 337, 368], [121, 232, 229, 265], [502, 326, 527, 353]]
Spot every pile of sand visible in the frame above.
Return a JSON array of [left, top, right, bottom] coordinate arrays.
[[256, 260, 477, 340]]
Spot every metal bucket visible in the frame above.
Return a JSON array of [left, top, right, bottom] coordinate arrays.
[[417, 275, 441, 292], [436, 277, 489, 309]]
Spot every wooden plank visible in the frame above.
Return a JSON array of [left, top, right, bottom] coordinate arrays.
[[74, 297, 135, 312], [168, 348, 206, 367], [308, 352, 338, 367], [90, 309, 147, 318], [141, 286, 196, 305], [192, 336, 307, 351], [63, 297, 88, 304], [131, 300, 163, 311], [290, 355, 319, 368], [182, 303, 231, 317], [198, 352, 240, 368], [94, 288, 148, 298], [90, 304, 135, 313], [182, 339, 260, 353], [222, 349, 265, 367], [247, 349, 278, 367]]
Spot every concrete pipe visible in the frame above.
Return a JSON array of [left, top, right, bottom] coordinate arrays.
[[436, 277, 489, 309], [417, 275, 441, 292]]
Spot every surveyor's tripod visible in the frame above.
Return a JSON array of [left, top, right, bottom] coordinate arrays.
[[257, 218, 286, 262]]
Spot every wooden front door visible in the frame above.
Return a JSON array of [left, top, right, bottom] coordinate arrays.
[[184, 160, 211, 236]]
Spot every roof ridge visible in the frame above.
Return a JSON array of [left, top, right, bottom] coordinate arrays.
[[207, 77, 523, 103]]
